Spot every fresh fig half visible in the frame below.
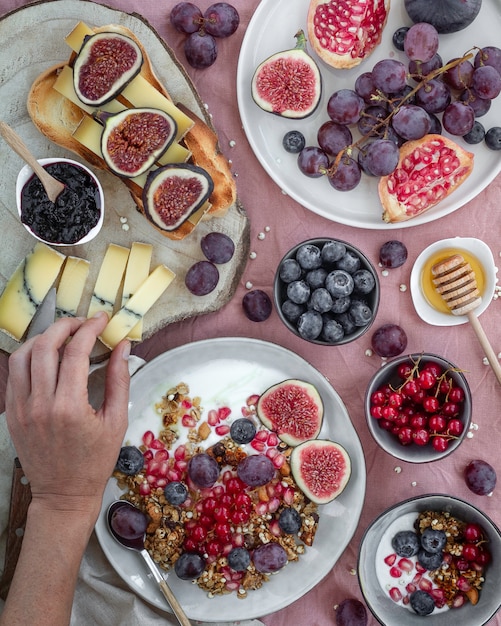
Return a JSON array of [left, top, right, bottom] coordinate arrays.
[[290, 439, 351, 504], [251, 30, 322, 119], [73, 32, 143, 106], [404, 0, 482, 34], [98, 108, 177, 178], [142, 163, 214, 232], [256, 379, 323, 446]]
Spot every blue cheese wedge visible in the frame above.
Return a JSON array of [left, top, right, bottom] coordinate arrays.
[[56, 256, 91, 317], [87, 244, 129, 319], [100, 264, 175, 349], [0, 243, 65, 340], [121, 242, 153, 341]]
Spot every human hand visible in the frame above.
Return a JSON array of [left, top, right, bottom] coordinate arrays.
[[5, 312, 131, 517]]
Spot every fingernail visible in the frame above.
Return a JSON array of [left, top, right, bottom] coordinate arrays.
[[122, 341, 131, 361]]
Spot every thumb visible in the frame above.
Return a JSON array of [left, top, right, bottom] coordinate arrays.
[[101, 339, 131, 432]]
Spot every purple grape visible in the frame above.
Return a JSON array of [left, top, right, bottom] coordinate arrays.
[[355, 71, 378, 103], [237, 454, 276, 487], [252, 542, 288, 573], [327, 89, 365, 125], [464, 459, 497, 495], [359, 139, 399, 177], [184, 31, 217, 68], [388, 86, 415, 112], [201, 231, 235, 264], [335, 598, 368, 626], [170, 2, 203, 34], [327, 156, 361, 191], [428, 112, 442, 134], [379, 240, 408, 268], [297, 146, 329, 178], [474, 46, 501, 76], [187, 452, 220, 487], [408, 53, 443, 81], [391, 104, 431, 140], [242, 289, 272, 322], [371, 324, 407, 358], [443, 58, 474, 90], [471, 65, 501, 100], [204, 3, 239, 37], [357, 106, 387, 137], [415, 79, 451, 114], [110, 505, 148, 540], [174, 552, 206, 579], [185, 260, 219, 295], [371, 59, 407, 94], [442, 101, 475, 136], [459, 90, 491, 117], [404, 22, 439, 63], [317, 121, 353, 156]]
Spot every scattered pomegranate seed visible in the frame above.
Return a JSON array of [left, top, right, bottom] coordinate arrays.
[[452, 594, 465, 608], [142, 430, 155, 447], [251, 439, 266, 452], [246, 394, 260, 406], [181, 399, 192, 409], [398, 557, 414, 572], [419, 577, 433, 592], [389, 587, 403, 602], [182, 414, 197, 428], [255, 429, 269, 442], [215, 424, 231, 436], [390, 566, 402, 578], [208, 409, 219, 426], [217, 406, 231, 420], [384, 553, 397, 566], [406, 583, 416, 594]]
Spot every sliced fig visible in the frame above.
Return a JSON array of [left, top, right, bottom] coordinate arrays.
[[98, 108, 177, 178], [251, 30, 322, 119], [256, 379, 323, 446], [73, 32, 143, 106], [290, 439, 351, 504], [307, 0, 390, 70], [404, 0, 482, 34], [142, 163, 214, 232], [379, 134, 474, 223]]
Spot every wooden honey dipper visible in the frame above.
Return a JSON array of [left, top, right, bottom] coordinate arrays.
[[432, 254, 501, 386]]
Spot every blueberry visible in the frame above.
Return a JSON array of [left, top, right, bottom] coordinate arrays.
[[335, 312, 357, 335], [296, 244, 322, 270], [287, 280, 310, 304], [278, 507, 302, 534], [391, 530, 420, 557], [325, 270, 354, 298], [283, 130, 305, 154], [227, 547, 251, 571], [410, 590, 435, 616], [463, 120, 485, 144], [310, 288, 333, 313], [115, 446, 144, 475], [297, 309, 323, 340], [281, 299, 305, 322], [305, 267, 328, 289], [335, 250, 361, 273], [485, 126, 501, 150], [321, 240, 346, 265], [279, 258, 302, 283], [420, 528, 446, 554], [417, 548, 444, 570], [353, 269, 376, 294], [230, 418, 257, 444], [330, 295, 351, 314], [164, 481, 188, 505], [348, 300, 373, 326], [392, 26, 409, 52], [321, 317, 345, 343]]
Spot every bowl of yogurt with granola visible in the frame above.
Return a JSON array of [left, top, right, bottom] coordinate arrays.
[[358, 495, 501, 625]]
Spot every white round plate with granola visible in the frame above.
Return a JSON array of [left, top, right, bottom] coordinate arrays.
[[95, 337, 366, 622]]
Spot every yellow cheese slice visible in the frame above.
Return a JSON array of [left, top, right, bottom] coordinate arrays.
[[0, 243, 65, 340], [121, 242, 153, 340], [87, 244, 129, 319], [56, 256, 90, 317], [100, 264, 175, 349]]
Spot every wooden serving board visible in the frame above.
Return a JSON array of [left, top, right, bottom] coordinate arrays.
[[0, 0, 250, 359]]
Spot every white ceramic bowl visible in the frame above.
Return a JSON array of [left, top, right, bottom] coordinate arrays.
[[410, 238, 497, 327], [16, 157, 104, 246], [358, 494, 501, 626]]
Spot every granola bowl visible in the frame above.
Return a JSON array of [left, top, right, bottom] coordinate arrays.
[[358, 494, 501, 626]]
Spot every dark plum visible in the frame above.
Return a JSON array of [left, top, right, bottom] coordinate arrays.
[[379, 240, 408, 268], [252, 542, 288, 573], [242, 289, 272, 322], [237, 454, 276, 487], [201, 232, 235, 264], [110, 504, 148, 540], [335, 598, 368, 626], [204, 3, 239, 38], [170, 2, 203, 34], [464, 459, 497, 495], [185, 260, 219, 295], [184, 31, 217, 68], [371, 324, 407, 357], [187, 452, 220, 488]]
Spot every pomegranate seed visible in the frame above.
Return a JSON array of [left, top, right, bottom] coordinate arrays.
[[150, 438, 165, 450], [457, 576, 471, 592], [217, 406, 231, 420], [269, 519, 282, 536], [255, 501, 268, 516], [143, 449, 153, 462], [167, 469, 181, 482], [139, 482, 151, 496], [232, 533, 245, 547], [208, 409, 219, 426], [419, 578, 433, 592], [412, 572, 423, 585], [431, 588, 446, 607], [267, 496, 281, 513], [215, 424, 231, 436], [156, 478, 167, 488], [398, 558, 414, 572], [221, 542, 233, 556], [267, 432, 279, 447], [181, 399, 192, 408], [255, 429, 269, 442], [389, 566, 402, 578], [251, 440, 266, 452], [146, 474, 157, 484], [182, 414, 197, 428], [174, 445, 186, 461], [384, 553, 397, 566], [272, 454, 285, 469], [266, 447, 279, 460], [402, 595, 410, 605], [213, 485, 224, 498], [142, 430, 154, 447], [389, 587, 402, 602], [415, 562, 427, 573], [174, 459, 188, 473], [154, 449, 169, 461], [406, 583, 416, 594], [241, 406, 252, 417], [225, 581, 240, 591], [452, 594, 465, 608], [283, 487, 295, 505], [247, 394, 260, 406]]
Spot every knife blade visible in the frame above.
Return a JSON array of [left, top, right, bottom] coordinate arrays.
[[26, 287, 57, 339]]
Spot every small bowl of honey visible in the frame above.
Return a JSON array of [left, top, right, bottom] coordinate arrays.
[[410, 237, 497, 326]]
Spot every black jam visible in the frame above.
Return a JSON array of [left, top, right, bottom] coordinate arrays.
[[20, 161, 102, 244]]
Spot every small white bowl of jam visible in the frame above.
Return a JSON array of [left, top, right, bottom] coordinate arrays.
[[410, 237, 497, 326], [16, 157, 104, 246]]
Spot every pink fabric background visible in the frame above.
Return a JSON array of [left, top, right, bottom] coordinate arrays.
[[1, 1, 500, 624]]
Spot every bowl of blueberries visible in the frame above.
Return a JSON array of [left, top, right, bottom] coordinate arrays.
[[358, 494, 501, 625], [274, 237, 380, 345]]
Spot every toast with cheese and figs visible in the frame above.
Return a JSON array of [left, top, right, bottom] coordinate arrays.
[[27, 23, 237, 239]]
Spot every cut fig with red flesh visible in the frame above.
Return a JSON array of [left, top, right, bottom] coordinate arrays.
[[142, 163, 214, 232], [290, 439, 351, 504], [251, 30, 322, 119], [404, 0, 482, 34], [379, 134, 474, 223], [256, 379, 323, 446], [307, 0, 390, 70], [73, 32, 143, 106], [98, 108, 177, 178]]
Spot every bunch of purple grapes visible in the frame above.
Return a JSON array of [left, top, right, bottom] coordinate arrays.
[[293, 22, 501, 191], [170, 2, 239, 68]]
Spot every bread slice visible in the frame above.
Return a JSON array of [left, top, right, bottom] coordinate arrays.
[[26, 23, 236, 237]]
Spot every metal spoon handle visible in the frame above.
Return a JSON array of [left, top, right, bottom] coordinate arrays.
[[140, 549, 191, 626]]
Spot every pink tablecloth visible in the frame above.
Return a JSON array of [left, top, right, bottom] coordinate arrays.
[[1, 1, 500, 624]]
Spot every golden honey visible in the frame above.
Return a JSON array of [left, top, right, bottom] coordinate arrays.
[[420, 248, 486, 314]]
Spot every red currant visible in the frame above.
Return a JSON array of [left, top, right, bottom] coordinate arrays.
[[442, 401, 460, 417], [388, 391, 404, 408], [423, 362, 443, 378], [378, 419, 393, 431], [423, 396, 440, 413], [371, 390, 387, 406], [428, 415, 447, 433], [476, 550, 491, 567], [464, 523, 483, 543], [447, 419, 464, 436], [398, 427, 413, 445], [371, 405, 383, 419], [410, 413, 428, 430], [397, 362, 413, 379], [402, 380, 419, 398], [412, 428, 430, 446], [449, 386, 465, 403], [462, 543, 480, 561], [432, 436, 449, 452], [418, 369, 437, 390]]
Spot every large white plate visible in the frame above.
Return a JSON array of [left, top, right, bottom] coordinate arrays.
[[236, 0, 501, 229], [95, 337, 366, 622]]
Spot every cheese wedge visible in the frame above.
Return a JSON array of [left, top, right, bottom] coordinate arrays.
[[121, 242, 153, 340], [100, 264, 175, 349], [56, 256, 90, 317], [0, 243, 65, 340], [87, 244, 129, 319]]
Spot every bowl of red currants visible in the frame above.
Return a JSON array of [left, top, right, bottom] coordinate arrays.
[[358, 494, 501, 625], [274, 238, 380, 345], [365, 353, 472, 463]]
